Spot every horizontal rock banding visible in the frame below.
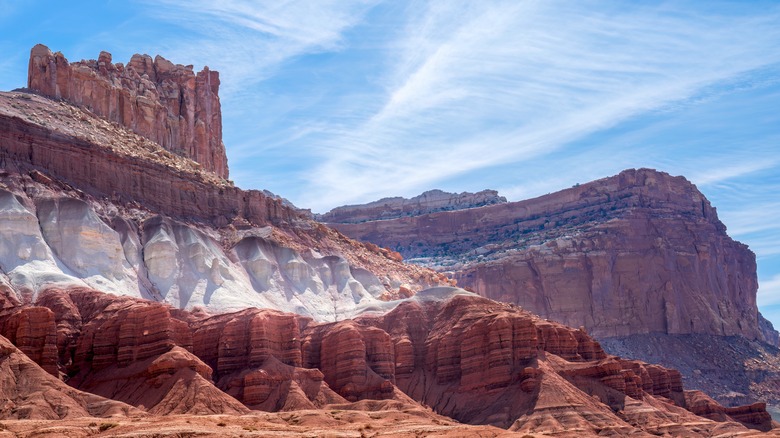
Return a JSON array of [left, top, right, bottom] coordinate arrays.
[[28, 44, 228, 178], [325, 169, 772, 344]]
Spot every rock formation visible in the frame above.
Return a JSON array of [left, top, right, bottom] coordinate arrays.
[[0, 92, 449, 319], [317, 189, 506, 223], [3, 284, 773, 434], [323, 169, 780, 409], [2, 46, 777, 435], [325, 169, 773, 343], [0, 333, 142, 419], [27, 44, 228, 178]]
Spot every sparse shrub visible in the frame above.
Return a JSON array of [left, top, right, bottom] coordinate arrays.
[[217, 422, 227, 427], [99, 422, 118, 431], [88, 422, 97, 427]]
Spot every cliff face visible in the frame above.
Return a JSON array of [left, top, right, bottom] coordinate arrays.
[[326, 169, 770, 343], [0, 285, 771, 434], [0, 168, 447, 320], [0, 89, 449, 318], [27, 44, 228, 178], [317, 189, 506, 224]]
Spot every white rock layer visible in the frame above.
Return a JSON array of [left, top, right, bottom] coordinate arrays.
[[0, 189, 383, 321]]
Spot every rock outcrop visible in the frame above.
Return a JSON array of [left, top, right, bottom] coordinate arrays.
[[27, 44, 228, 178], [324, 169, 780, 409], [325, 169, 773, 344], [317, 189, 506, 223], [2, 45, 777, 434], [0, 333, 142, 419], [0, 89, 449, 318], [4, 284, 772, 434]]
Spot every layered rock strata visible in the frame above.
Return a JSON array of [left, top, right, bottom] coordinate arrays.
[[324, 169, 773, 345], [0, 333, 142, 419], [0, 148, 446, 320], [28, 44, 228, 178], [317, 189, 506, 224], [2, 285, 772, 435]]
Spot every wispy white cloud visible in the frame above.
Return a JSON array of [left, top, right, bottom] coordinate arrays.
[[759, 274, 780, 307], [292, 1, 780, 210], [690, 160, 780, 187], [136, 0, 378, 95]]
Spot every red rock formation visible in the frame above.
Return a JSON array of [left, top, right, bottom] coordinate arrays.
[[0, 91, 445, 301], [0, 285, 771, 434], [27, 44, 228, 178], [31, 289, 247, 415], [684, 390, 773, 431], [0, 334, 142, 419], [304, 321, 402, 403], [190, 308, 348, 410], [326, 169, 773, 345], [0, 306, 58, 376], [0, 102, 296, 227], [352, 291, 769, 433]]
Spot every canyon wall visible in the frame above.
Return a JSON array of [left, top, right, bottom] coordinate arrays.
[[27, 44, 228, 178], [324, 169, 773, 345], [0, 169, 443, 320], [0, 92, 293, 227]]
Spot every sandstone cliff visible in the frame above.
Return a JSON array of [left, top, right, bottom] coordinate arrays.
[[317, 188, 506, 224], [0, 333, 142, 419], [0, 167, 446, 320], [0, 89, 448, 319], [326, 169, 772, 343], [28, 44, 228, 178], [325, 169, 780, 409], [0, 285, 771, 434], [2, 45, 777, 434]]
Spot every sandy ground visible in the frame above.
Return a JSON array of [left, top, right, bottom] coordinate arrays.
[[0, 410, 531, 438]]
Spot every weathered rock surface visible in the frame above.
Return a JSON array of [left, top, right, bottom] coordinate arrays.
[[600, 333, 780, 410], [22, 289, 249, 416], [326, 169, 780, 409], [4, 285, 771, 434], [0, 169, 445, 320], [2, 45, 777, 435], [318, 189, 506, 224], [190, 308, 348, 411], [0, 334, 141, 420], [0, 91, 447, 319], [354, 289, 771, 434], [326, 169, 775, 344], [28, 44, 228, 178]]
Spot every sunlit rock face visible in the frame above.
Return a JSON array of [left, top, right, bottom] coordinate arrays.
[[324, 168, 774, 345], [316, 189, 507, 224], [3, 286, 772, 434], [27, 44, 228, 178], [0, 187, 387, 321]]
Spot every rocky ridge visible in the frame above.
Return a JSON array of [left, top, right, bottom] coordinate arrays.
[[28, 44, 228, 178], [323, 169, 780, 408], [325, 169, 772, 343], [0, 284, 774, 435], [0, 166, 444, 320], [0, 80, 447, 320], [317, 188, 506, 224]]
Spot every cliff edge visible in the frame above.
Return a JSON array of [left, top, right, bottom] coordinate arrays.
[[28, 44, 228, 178]]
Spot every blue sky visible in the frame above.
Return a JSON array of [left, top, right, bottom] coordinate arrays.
[[2, 1, 780, 326]]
